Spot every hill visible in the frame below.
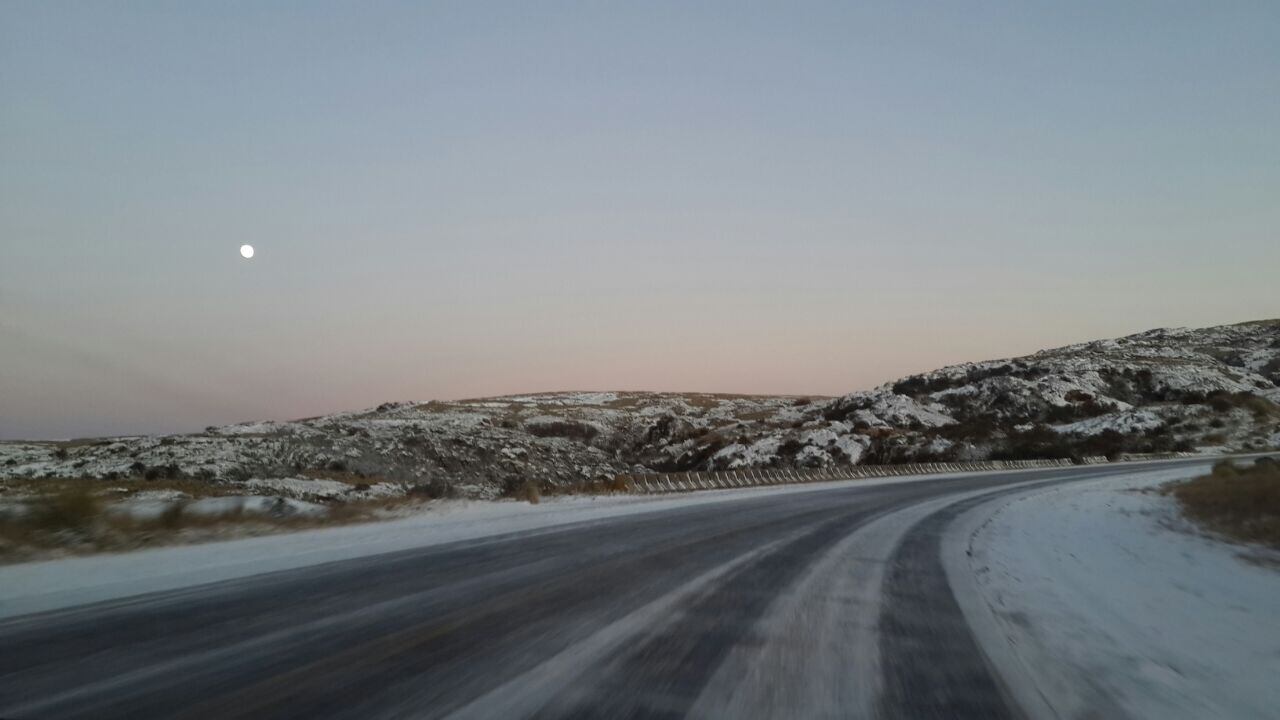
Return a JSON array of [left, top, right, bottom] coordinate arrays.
[[3, 321, 1277, 500]]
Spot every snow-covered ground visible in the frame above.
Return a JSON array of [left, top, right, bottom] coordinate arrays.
[[955, 466, 1280, 720]]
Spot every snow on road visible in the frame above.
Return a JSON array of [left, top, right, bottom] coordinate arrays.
[[0, 470, 968, 620], [959, 467, 1280, 720]]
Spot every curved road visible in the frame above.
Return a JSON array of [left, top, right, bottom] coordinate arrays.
[[0, 461, 1209, 719]]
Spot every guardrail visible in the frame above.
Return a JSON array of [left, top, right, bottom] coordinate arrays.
[[1118, 452, 1199, 462], [615, 456, 1127, 495]]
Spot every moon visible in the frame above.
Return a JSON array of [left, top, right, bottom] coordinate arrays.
[[240, 244, 255, 259]]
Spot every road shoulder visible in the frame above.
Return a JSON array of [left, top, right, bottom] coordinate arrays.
[[946, 465, 1280, 720]]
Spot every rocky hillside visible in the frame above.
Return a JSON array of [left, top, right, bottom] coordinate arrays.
[[3, 320, 1278, 500], [817, 319, 1280, 466]]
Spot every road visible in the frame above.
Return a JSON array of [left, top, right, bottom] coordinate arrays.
[[0, 461, 1212, 719]]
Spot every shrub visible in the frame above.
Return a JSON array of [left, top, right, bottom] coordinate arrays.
[[1262, 357, 1280, 383], [157, 502, 186, 530], [892, 375, 949, 396], [29, 488, 101, 531], [645, 415, 679, 443], [658, 435, 728, 471], [1204, 391, 1276, 418], [1103, 376, 1137, 404], [777, 438, 805, 458], [409, 479, 452, 499], [1043, 400, 1107, 424], [519, 478, 541, 504], [525, 420, 599, 442], [990, 425, 1080, 461], [936, 417, 998, 441], [1171, 459, 1280, 547], [1082, 429, 1131, 460], [1241, 395, 1279, 420]]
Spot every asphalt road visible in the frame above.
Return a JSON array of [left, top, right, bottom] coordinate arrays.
[[0, 461, 1210, 719]]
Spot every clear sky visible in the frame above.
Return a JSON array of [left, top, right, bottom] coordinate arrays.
[[2, 1, 1278, 439]]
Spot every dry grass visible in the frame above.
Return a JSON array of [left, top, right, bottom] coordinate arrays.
[[518, 478, 541, 504], [1206, 391, 1280, 419], [0, 480, 430, 563], [1, 475, 237, 498], [534, 475, 633, 497], [24, 487, 102, 532], [411, 400, 465, 413], [1170, 458, 1280, 547], [297, 468, 386, 486], [602, 393, 652, 410]]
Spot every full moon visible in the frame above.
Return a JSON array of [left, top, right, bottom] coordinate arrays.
[[240, 244, 255, 259]]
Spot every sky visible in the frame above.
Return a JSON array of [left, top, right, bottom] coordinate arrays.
[[2, 1, 1278, 439]]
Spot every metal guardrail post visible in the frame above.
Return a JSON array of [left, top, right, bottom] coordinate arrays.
[[616, 449, 1170, 497]]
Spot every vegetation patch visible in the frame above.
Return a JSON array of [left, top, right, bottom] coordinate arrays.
[[1261, 357, 1280, 384], [0, 479, 425, 563], [1169, 458, 1280, 547], [1, 476, 236, 499], [524, 419, 600, 442], [518, 478, 541, 504], [988, 425, 1192, 463], [299, 468, 378, 485], [1204, 391, 1277, 418]]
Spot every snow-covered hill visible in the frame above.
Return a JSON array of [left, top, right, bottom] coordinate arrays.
[[848, 319, 1280, 464], [3, 320, 1278, 499]]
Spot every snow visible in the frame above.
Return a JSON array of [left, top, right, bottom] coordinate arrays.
[[797, 425, 868, 465], [245, 476, 355, 500], [188, 496, 327, 518], [523, 415, 604, 433], [213, 421, 291, 436], [713, 436, 783, 468], [841, 392, 955, 428], [502, 392, 619, 406], [961, 467, 1280, 719], [1051, 408, 1164, 436], [105, 495, 329, 520]]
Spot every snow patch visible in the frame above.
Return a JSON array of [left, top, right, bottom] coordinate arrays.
[[966, 468, 1280, 719]]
